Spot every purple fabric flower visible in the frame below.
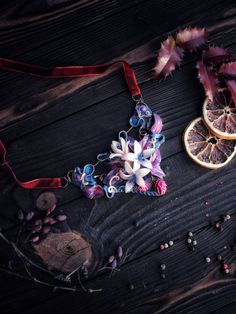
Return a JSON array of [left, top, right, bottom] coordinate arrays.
[[83, 185, 104, 199], [150, 149, 165, 178]]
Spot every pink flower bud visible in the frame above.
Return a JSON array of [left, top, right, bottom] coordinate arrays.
[[108, 255, 115, 263], [154, 179, 167, 196], [56, 215, 67, 222], [138, 182, 150, 193], [42, 226, 51, 234], [32, 236, 40, 243]]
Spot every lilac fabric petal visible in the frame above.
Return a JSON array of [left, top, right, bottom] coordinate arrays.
[[83, 185, 104, 199], [103, 170, 117, 185], [151, 149, 162, 166], [151, 113, 163, 134], [72, 173, 82, 186], [140, 135, 149, 150], [128, 136, 135, 151], [151, 165, 165, 178]]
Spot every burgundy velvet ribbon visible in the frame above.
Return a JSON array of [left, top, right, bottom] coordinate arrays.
[[0, 58, 141, 189]]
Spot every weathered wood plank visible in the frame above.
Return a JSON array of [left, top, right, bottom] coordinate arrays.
[[0, 0, 236, 313], [1, 215, 235, 314], [0, 0, 235, 138]]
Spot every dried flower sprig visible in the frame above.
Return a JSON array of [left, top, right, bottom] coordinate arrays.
[[154, 27, 208, 79], [154, 26, 236, 105]]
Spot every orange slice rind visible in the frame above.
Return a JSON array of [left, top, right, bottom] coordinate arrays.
[[183, 117, 236, 169], [203, 90, 236, 140]]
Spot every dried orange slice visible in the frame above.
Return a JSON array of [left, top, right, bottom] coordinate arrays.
[[183, 117, 236, 169], [203, 90, 236, 139]]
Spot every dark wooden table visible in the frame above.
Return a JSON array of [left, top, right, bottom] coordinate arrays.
[[0, 1, 236, 313]]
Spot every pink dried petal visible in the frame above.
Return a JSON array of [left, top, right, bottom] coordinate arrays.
[[203, 46, 232, 64], [56, 215, 67, 222], [154, 36, 184, 79], [32, 236, 40, 243], [42, 226, 51, 234], [111, 259, 117, 269], [196, 60, 219, 101], [138, 181, 150, 193], [176, 27, 208, 52], [26, 211, 34, 221], [117, 246, 123, 258], [108, 255, 115, 263]]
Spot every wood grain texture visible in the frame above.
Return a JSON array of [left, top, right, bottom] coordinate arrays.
[[0, 0, 236, 313]]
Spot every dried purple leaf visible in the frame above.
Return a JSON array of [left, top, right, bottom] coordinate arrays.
[[225, 80, 236, 104], [196, 60, 219, 101], [219, 61, 236, 78], [203, 46, 232, 64]]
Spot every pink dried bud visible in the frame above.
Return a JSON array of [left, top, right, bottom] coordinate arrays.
[[56, 215, 67, 222], [42, 226, 51, 234], [33, 225, 42, 232], [154, 179, 167, 196], [32, 236, 40, 243], [44, 217, 57, 225], [34, 219, 42, 226], [111, 259, 117, 269], [26, 211, 34, 221], [117, 246, 123, 258], [138, 182, 150, 193], [108, 255, 115, 263]]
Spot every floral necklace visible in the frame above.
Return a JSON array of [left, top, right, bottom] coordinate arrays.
[[0, 58, 167, 199]]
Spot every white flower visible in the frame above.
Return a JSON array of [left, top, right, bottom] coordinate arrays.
[[119, 161, 150, 193], [110, 137, 129, 159], [122, 140, 155, 171]]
